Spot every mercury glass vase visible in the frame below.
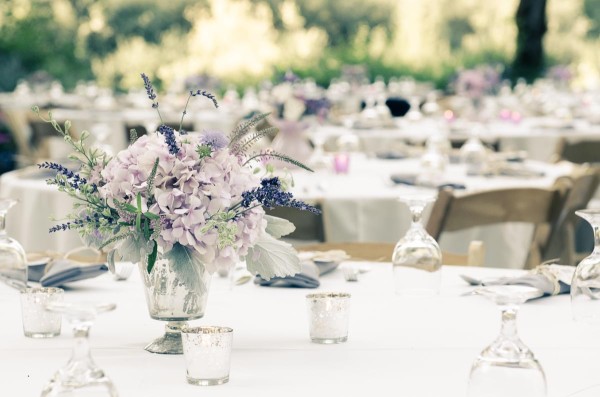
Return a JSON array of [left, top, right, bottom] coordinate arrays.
[[139, 256, 211, 354]]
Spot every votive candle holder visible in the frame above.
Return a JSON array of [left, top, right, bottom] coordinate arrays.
[[20, 287, 64, 338], [306, 292, 351, 344], [181, 326, 233, 386]]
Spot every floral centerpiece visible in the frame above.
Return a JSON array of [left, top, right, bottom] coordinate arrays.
[[34, 73, 319, 353]]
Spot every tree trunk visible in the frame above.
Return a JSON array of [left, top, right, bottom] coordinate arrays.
[[512, 0, 547, 82]]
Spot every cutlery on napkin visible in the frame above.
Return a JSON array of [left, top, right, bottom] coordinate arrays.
[[461, 262, 574, 298]]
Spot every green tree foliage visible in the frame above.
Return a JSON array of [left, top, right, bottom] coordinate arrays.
[[0, 0, 93, 91]]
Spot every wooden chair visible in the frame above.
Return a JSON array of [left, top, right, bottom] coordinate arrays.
[[296, 241, 485, 266], [544, 164, 600, 265], [554, 138, 600, 164], [426, 187, 565, 269], [268, 206, 325, 243]]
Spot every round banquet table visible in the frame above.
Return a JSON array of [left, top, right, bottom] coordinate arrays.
[[0, 157, 575, 268], [289, 156, 575, 268], [0, 263, 597, 397]]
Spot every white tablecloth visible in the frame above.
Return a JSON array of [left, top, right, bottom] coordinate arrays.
[[0, 264, 597, 397], [290, 156, 574, 268]]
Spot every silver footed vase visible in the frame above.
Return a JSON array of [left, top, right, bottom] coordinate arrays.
[[139, 257, 211, 354]]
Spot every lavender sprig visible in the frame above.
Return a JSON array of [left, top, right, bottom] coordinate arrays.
[[158, 125, 179, 155], [190, 90, 219, 108], [39, 162, 96, 191], [178, 89, 219, 132], [140, 73, 163, 124], [240, 177, 320, 214]]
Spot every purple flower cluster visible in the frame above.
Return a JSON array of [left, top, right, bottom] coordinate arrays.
[[141, 73, 159, 109], [241, 177, 320, 214], [39, 161, 95, 191], [158, 125, 179, 155], [100, 132, 266, 268], [190, 90, 219, 108]]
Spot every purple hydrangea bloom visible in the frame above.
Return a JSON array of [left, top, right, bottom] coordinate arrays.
[[199, 130, 229, 150]]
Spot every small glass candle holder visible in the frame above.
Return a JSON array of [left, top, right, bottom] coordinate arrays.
[[306, 292, 351, 344], [21, 287, 64, 338], [181, 326, 233, 386], [333, 153, 350, 174]]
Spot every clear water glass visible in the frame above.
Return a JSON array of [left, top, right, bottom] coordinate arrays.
[[571, 209, 600, 323], [468, 285, 547, 397], [21, 287, 64, 338], [182, 326, 233, 386], [0, 199, 27, 289], [306, 292, 351, 344], [41, 302, 118, 397], [392, 195, 442, 296]]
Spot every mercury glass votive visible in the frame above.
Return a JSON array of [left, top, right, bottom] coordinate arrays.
[[181, 326, 233, 386], [306, 292, 351, 344], [20, 287, 64, 338]]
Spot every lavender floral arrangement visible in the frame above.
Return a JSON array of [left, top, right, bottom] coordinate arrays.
[[33, 73, 319, 281], [453, 66, 501, 99]]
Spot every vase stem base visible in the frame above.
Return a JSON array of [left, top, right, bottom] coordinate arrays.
[[144, 321, 187, 354]]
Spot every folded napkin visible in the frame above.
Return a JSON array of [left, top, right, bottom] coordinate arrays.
[[27, 251, 109, 287], [375, 151, 407, 160], [497, 164, 545, 178], [255, 250, 348, 288], [390, 173, 466, 190], [462, 263, 574, 298]]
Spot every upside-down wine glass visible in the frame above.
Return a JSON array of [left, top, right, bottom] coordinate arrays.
[[571, 209, 600, 323], [41, 302, 118, 397], [392, 195, 442, 296], [467, 285, 547, 397], [0, 199, 27, 289]]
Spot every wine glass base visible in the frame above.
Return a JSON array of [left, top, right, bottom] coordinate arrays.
[[187, 376, 229, 386], [144, 321, 188, 354], [41, 371, 118, 397]]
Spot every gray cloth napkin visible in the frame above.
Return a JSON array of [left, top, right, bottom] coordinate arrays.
[[31, 260, 108, 287], [390, 174, 466, 190], [461, 264, 574, 297]]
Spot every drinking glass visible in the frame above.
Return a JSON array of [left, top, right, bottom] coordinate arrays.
[[392, 195, 442, 296], [0, 199, 27, 289], [41, 302, 118, 397], [467, 285, 547, 397], [571, 209, 600, 323]]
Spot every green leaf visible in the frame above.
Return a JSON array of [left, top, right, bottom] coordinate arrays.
[[245, 233, 300, 280], [264, 215, 296, 238], [121, 203, 138, 212], [147, 241, 158, 273], [164, 243, 211, 293], [143, 212, 160, 220]]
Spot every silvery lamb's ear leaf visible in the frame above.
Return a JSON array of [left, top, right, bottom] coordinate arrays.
[[264, 215, 296, 238], [245, 233, 300, 280], [107, 249, 117, 274], [115, 235, 147, 264], [164, 243, 212, 294]]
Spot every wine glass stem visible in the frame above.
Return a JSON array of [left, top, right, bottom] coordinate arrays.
[[499, 306, 519, 340], [0, 211, 6, 239], [592, 225, 600, 254], [71, 325, 93, 364]]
